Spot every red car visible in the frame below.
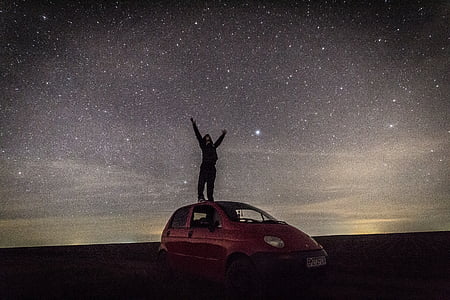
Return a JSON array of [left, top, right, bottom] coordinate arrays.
[[158, 201, 328, 295]]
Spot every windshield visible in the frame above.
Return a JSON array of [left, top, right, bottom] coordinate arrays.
[[216, 201, 285, 224]]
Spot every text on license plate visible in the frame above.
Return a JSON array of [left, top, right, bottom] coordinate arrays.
[[306, 256, 326, 268]]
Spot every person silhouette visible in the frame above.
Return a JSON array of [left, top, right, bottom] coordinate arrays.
[[191, 118, 227, 202]]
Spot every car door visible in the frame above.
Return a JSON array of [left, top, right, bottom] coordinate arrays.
[[164, 206, 192, 272], [188, 205, 226, 280]]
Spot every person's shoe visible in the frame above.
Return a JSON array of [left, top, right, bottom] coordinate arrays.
[[198, 197, 205, 202]]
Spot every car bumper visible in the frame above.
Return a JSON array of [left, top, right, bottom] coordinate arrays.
[[250, 249, 328, 279]]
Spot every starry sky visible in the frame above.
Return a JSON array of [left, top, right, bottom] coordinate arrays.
[[1, 0, 449, 247]]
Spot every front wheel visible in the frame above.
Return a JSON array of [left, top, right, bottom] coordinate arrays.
[[225, 257, 262, 299]]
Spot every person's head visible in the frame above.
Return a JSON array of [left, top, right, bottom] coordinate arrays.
[[203, 134, 212, 144]]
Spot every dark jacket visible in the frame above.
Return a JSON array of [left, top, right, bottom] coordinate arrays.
[[193, 122, 226, 165]]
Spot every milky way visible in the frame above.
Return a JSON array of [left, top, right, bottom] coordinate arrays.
[[1, 0, 449, 247]]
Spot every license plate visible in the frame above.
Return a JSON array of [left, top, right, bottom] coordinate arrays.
[[306, 256, 326, 268]]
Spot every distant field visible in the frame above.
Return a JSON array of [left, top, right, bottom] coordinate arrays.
[[1, 232, 449, 299]]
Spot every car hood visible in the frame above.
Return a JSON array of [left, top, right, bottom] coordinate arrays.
[[233, 222, 323, 251]]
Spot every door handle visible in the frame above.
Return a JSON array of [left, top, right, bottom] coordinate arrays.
[[188, 230, 193, 238], [166, 230, 170, 237]]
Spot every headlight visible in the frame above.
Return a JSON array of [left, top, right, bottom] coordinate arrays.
[[264, 236, 285, 248]]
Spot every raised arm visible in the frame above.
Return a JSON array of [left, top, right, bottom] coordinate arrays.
[[191, 118, 203, 143], [214, 129, 227, 148]]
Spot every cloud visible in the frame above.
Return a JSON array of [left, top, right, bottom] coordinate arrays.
[[0, 214, 168, 247], [221, 136, 450, 235], [0, 158, 186, 220], [266, 191, 449, 236]]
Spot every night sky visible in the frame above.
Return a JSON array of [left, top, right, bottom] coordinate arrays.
[[1, 0, 449, 247]]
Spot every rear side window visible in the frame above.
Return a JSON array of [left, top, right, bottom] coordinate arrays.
[[170, 206, 190, 228], [191, 205, 221, 228]]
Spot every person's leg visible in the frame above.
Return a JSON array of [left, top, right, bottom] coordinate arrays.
[[198, 168, 206, 201], [206, 167, 217, 201]]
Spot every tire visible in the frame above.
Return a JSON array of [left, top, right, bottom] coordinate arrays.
[[225, 257, 262, 299]]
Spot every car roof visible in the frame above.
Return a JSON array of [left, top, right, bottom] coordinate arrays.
[[173, 201, 263, 214], [190, 201, 268, 215], [189, 200, 253, 209], [178, 200, 242, 206]]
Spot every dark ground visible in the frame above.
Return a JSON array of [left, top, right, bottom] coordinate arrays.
[[1, 231, 449, 299]]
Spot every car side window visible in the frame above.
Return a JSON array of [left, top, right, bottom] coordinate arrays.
[[191, 205, 221, 228], [170, 206, 190, 228]]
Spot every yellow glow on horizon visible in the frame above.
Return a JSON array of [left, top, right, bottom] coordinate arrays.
[[0, 215, 167, 248], [343, 218, 408, 235]]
